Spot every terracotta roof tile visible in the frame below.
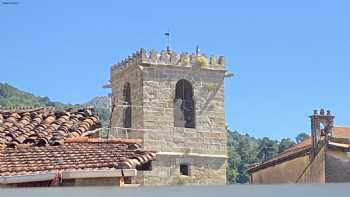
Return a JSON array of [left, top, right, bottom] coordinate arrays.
[[0, 141, 156, 177], [284, 137, 311, 152], [332, 127, 350, 139], [0, 107, 101, 147], [0, 107, 156, 179]]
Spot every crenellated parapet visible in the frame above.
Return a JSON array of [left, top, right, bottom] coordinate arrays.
[[111, 48, 226, 73]]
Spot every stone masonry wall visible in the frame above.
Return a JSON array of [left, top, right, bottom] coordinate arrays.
[[142, 65, 226, 155], [110, 64, 144, 139], [110, 49, 228, 186], [141, 64, 227, 185], [143, 154, 226, 185]]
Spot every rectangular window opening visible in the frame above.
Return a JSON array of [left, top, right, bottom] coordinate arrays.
[[180, 164, 189, 176]]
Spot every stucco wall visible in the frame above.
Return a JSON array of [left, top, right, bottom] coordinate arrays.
[[298, 147, 325, 183], [325, 149, 350, 183], [251, 155, 309, 184], [74, 177, 121, 186]]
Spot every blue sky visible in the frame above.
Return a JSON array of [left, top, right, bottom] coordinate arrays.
[[1, 0, 350, 140]]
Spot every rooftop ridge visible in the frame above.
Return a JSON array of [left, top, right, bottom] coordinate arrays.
[[111, 48, 226, 72], [0, 106, 97, 113], [65, 137, 143, 145], [0, 106, 56, 112]]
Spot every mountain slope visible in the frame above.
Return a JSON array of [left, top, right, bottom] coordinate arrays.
[[0, 83, 110, 125], [0, 83, 76, 110], [84, 96, 111, 109], [83, 96, 111, 126]]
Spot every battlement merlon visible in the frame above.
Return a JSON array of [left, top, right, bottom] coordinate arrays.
[[110, 48, 227, 73]]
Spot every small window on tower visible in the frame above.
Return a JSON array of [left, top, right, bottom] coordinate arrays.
[[180, 164, 189, 176]]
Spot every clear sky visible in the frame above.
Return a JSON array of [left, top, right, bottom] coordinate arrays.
[[1, 0, 350, 140]]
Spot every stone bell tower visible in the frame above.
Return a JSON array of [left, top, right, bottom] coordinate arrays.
[[110, 48, 229, 185]]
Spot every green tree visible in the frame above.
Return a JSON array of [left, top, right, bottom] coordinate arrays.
[[295, 132, 310, 143], [257, 137, 279, 161], [227, 148, 240, 183], [227, 129, 259, 183], [278, 138, 295, 153]]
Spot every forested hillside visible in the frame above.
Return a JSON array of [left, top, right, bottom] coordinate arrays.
[[0, 83, 77, 110]]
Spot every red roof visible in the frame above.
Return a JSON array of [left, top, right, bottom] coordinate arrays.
[[0, 107, 156, 180], [332, 127, 350, 139], [0, 139, 156, 177], [0, 107, 101, 147]]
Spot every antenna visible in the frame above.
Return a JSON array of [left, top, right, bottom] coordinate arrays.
[[164, 30, 170, 52]]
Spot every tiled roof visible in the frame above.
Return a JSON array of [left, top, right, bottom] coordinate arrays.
[[0, 107, 101, 148], [0, 138, 156, 177], [332, 127, 350, 139], [248, 126, 350, 173], [282, 137, 312, 153]]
